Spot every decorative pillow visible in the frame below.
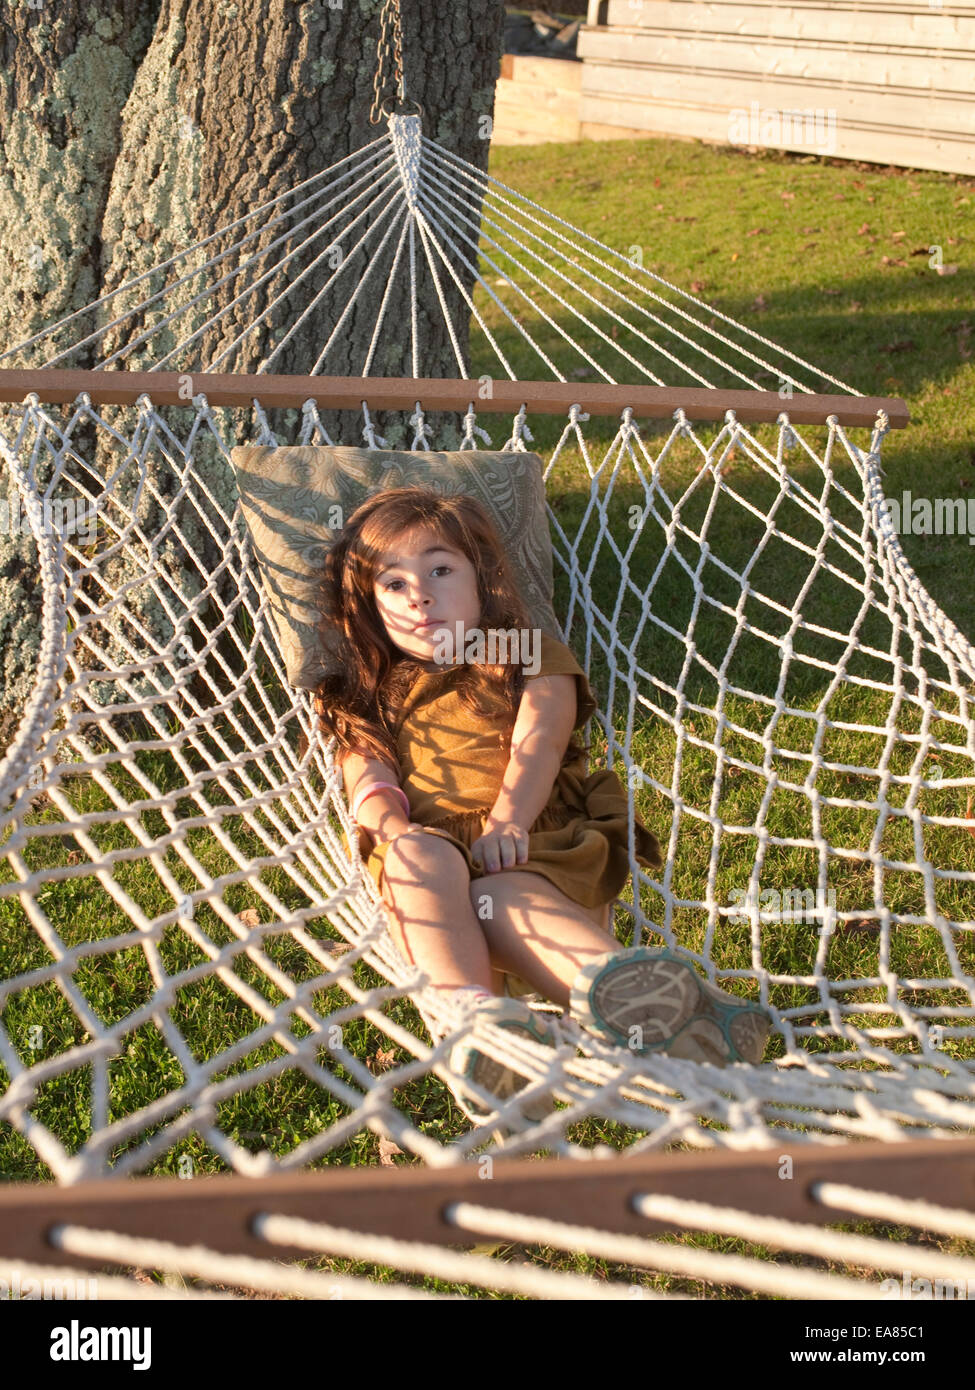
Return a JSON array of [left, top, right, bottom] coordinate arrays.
[[227, 445, 563, 690]]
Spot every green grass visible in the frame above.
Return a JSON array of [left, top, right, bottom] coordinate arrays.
[[2, 132, 975, 1297]]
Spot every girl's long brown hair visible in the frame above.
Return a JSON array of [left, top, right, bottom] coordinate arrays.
[[312, 487, 582, 771]]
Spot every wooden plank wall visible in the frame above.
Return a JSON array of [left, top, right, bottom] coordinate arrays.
[[492, 53, 583, 144], [576, 1, 975, 175]]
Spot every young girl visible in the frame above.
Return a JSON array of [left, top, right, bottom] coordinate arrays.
[[313, 486, 771, 1118]]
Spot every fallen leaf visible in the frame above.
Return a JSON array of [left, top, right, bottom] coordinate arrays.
[[731, 251, 739, 261], [689, 279, 707, 293], [379, 1137, 404, 1166], [935, 263, 959, 276], [781, 190, 795, 201], [835, 919, 881, 937], [746, 227, 768, 237], [891, 230, 907, 240], [857, 223, 871, 236], [373, 1046, 397, 1071], [822, 287, 841, 296], [800, 226, 821, 234], [849, 301, 863, 312], [751, 293, 768, 311], [880, 255, 907, 267], [238, 908, 260, 927]]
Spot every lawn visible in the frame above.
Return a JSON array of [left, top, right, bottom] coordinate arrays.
[[1, 130, 974, 1298]]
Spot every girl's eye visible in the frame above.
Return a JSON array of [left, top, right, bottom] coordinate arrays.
[[382, 566, 451, 591]]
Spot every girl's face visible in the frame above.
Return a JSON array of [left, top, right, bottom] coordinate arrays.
[[371, 524, 483, 664]]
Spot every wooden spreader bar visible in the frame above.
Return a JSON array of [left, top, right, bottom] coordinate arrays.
[[0, 1135, 970, 1273], [0, 369, 910, 428]]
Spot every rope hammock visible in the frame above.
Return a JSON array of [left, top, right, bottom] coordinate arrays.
[[1, 6, 973, 1296]]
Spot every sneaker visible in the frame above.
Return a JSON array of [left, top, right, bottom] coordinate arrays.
[[443, 996, 560, 1122], [569, 947, 772, 1066]]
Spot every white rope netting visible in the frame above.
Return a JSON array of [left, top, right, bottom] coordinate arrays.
[[1, 114, 973, 1198]]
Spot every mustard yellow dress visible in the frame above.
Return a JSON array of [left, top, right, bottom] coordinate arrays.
[[355, 633, 662, 911]]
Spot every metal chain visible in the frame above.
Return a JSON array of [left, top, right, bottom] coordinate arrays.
[[370, 0, 406, 124]]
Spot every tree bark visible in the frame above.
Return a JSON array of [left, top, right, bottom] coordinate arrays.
[[0, 0, 507, 721]]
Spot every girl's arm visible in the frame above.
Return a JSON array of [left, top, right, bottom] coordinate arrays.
[[339, 747, 412, 844], [485, 674, 577, 833]]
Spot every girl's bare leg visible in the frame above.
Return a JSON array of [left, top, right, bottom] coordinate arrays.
[[380, 833, 495, 992], [469, 870, 618, 1009]]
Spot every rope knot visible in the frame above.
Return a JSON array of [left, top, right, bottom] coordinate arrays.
[[776, 414, 798, 450], [409, 400, 433, 451], [461, 403, 493, 449], [361, 401, 389, 450], [508, 403, 534, 447]]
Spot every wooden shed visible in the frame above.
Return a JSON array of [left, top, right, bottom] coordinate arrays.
[[493, 3, 975, 176], [579, 0, 975, 174]]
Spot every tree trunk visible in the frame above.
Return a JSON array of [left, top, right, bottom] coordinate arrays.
[[0, 0, 507, 722]]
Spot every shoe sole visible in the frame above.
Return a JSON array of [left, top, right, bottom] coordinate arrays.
[[571, 948, 771, 1066], [448, 1008, 558, 1120]]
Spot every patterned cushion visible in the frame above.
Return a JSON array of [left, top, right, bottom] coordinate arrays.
[[227, 445, 563, 690]]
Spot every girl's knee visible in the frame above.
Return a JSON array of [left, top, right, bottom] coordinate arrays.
[[382, 829, 469, 882]]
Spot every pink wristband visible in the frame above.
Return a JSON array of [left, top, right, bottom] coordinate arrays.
[[351, 780, 410, 824]]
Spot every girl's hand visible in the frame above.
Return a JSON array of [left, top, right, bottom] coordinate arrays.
[[470, 819, 530, 874]]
